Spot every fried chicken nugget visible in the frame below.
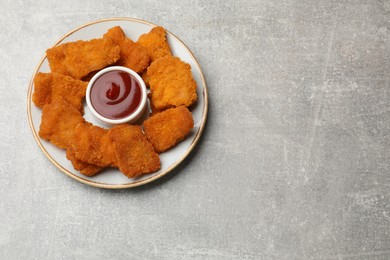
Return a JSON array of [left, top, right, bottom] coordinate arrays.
[[39, 98, 85, 149], [137, 26, 172, 62], [143, 106, 194, 153], [32, 72, 53, 109], [147, 55, 197, 110], [66, 148, 103, 176], [69, 122, 117, 167], [46, 38, 120, 79], [33, 72, 87, 111], [108, 125, 160, 178], [103, 26, 150, 73], [51, 73, 88, 112]]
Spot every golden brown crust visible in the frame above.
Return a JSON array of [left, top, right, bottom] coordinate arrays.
[[141, 71, 150, 87], [66, 148, 103, 176], [147, 55, 197, 110], [39, 98, 85, 149], [103, 26, 150, 73], [143, 106, 194, 153], [137, 26, 172, 62], [103, 26, 126, 44], [119, 39, 150, 73], [52, 73, 87, 112], [69, 122, 117, 168], [32, 72, 53, 109], [46, 38, 120, 79], [108, 125, 160, 178], [45, 46, 67, 75], [32, 72, 87, 112]]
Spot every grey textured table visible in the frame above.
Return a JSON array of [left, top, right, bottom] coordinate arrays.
[[1, 0, 390, 259]]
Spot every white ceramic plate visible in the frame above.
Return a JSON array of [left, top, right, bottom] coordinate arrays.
[[27, 18, 208, 189]]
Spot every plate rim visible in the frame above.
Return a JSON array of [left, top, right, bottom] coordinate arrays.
[[27, 17, 208, 189]]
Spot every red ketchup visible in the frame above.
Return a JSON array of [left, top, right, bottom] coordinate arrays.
[[90, 70, 142, 120]]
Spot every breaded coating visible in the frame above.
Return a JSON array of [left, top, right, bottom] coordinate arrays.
[[69, 122, 117, 167], [137, 26, 172, 62], [103, 26, 126, 43], [141, 71, 150, 86], [146, 93, 165, 116], [108, 125, 160, 178], [66, 148, 103, 176], [103, 26, 150, 73], [45, 45, 67, 75], [51, 73, 87, 112], [32, 72, 53, 109], [147, 55, 197, 110], [39, 98, 85, 149], [143, 106, 194, 153], [46, 38, 120, 79], [33, 72, 87, 111], [119, 40, 150, 73], [149, 103, 164, 116]]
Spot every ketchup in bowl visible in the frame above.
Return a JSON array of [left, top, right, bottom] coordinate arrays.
[[90, 70, 141, 119], [86, 66, 147, 124]]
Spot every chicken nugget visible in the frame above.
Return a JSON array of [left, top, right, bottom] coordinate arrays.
[[103, 26, 126, 43], [108, 124, 160, 178], [46, 38, 120, 79], [69, 122, 117, 167], [51, 73, 87, 111], [32, 72, 87, 111], [45, 45, 67, 75], [66, 148, 103, 176], [143, 106, 194, 153], [103, 26, 150, 73], [147, 55, 197, 110], [137, 26, 172, 62], [32, 72, 53, 109], [39, 98, 85, 149], [119, 39, 150, 73]]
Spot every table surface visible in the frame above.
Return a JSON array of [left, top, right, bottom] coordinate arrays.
[[1, 0, 390, 259]]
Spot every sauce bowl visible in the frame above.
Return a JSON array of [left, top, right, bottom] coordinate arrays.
[[86, 66, 147, 125]]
